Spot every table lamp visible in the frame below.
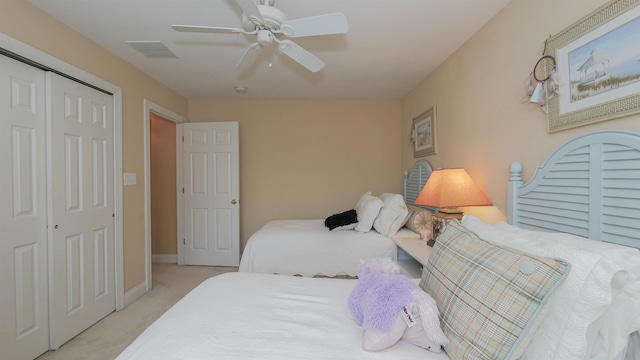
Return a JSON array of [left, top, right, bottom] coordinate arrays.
[[414, 168, 492, 244]]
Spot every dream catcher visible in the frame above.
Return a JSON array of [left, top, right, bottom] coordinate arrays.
[[525, 40, 559, 112]]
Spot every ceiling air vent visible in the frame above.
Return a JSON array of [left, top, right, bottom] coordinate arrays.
[[126, 41, 177, 58]]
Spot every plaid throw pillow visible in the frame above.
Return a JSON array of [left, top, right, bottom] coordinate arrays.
[[419, 221, 570, 360]]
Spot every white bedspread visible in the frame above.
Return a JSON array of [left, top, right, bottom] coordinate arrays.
[[117, 272, 449, 360], [238, 219, 404, 277]]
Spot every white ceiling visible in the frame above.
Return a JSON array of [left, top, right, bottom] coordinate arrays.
[[28, 0, 511, 100]]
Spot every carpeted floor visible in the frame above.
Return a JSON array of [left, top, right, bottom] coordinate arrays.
[[36, 263, 238, 360]]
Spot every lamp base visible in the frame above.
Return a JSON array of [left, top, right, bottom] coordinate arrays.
[[437, 207, 463, 215], [431, 210, 464, 244]]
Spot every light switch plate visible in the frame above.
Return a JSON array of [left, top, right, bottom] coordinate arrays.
[[123, 173, 137, 186]]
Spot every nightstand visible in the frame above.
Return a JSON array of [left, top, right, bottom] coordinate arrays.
[[392, 235, 433, 278]]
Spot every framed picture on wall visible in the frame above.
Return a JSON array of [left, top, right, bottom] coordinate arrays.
[[412, 106, 436, 157], [545, 0, 640, 132]]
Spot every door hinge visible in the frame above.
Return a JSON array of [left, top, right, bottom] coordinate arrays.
[[182, 187, 185, 194], [182, 136, 184, 142], [183, 239, 186, 245]]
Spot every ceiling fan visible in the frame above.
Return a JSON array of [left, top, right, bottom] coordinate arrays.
[[172, 0, 348, 73]]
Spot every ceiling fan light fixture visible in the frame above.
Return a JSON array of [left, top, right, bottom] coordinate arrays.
[[257, 30, 274, 46]]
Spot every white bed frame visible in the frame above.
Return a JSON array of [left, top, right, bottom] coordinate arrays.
[[508, 129, 640, 249], [404, 159, 433, 205]]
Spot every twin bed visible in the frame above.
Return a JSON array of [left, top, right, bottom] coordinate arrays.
[[237, 219, 416, 277], [118, 130, 640, 360], [238, 159, 434, 277]]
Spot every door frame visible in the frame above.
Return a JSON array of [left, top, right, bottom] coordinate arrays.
[[143, 100, 187, 283], [0, 33, 125, 310]]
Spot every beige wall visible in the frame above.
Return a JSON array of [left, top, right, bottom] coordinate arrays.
[[188, 99, 402, 250], [150, 115, 178, 255], [1, 0, 188, 291], [402, 0, 640, 223], [8, 0, 640, 292]]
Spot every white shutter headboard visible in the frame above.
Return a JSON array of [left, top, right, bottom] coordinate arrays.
[[403, 160, 433, 205], [508, 130, 640, 249]]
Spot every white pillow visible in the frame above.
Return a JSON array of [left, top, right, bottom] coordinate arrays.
[[587, 279, 640, 360], [461, 215, 634, 360], [493, 221, 640, 281], [373, 193, 409, 237], [488, 221, 640, 360], [355, 192, 372, 209], [354, 194, 384, 233]]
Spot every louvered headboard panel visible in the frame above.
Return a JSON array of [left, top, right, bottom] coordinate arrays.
[[508, 130, 640, 249], [403, 160, 433, 205]]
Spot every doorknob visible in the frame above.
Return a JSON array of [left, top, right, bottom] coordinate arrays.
[[231, 199, 237, 204]]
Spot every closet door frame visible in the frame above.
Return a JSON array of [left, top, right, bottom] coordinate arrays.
[[0, 33, 125, 310]]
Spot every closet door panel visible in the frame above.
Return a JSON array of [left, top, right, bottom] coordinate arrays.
[[47, 72, 115, 349], [0, 56, 49, 360]]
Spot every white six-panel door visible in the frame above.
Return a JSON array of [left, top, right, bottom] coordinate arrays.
[[47, 72, 115, 349], [182, 122, 239, 266], [0, 54, 50, 360]]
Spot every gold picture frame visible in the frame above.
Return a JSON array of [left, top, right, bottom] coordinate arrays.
[[545, 0, 640, 132], [412, 107, 436, 157]]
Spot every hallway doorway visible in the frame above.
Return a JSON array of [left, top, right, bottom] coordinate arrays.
[[143, 100, 187, 292], [150, 114, 178, 263]]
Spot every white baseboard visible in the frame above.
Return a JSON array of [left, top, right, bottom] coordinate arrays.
[[123, 254, 177, 308], [152, 254, 178, 263], [124, 281, 148, 307]]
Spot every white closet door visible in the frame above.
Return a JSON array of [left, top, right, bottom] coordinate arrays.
[[0, 56, 49, 360], [182, 122, 239, 266], [47, 72, 115, 349]]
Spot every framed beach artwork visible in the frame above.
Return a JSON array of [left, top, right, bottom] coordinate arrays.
[[412, 107, 436, 157], [545, 0, 640, 132]]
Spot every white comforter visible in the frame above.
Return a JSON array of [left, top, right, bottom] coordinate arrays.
[[117, 272, 449, 360], [238, 219, 407, 277]]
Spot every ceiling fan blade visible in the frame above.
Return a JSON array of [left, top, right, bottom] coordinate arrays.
[[172, 25, 247, 34], [236, 43, 263, 70], [276, 39, 325, 73], [280, 13, 348, 38], [234, 0, 264, 24]]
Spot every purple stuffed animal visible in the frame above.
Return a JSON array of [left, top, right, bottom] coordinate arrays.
[[348, 258, 448, 352]]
